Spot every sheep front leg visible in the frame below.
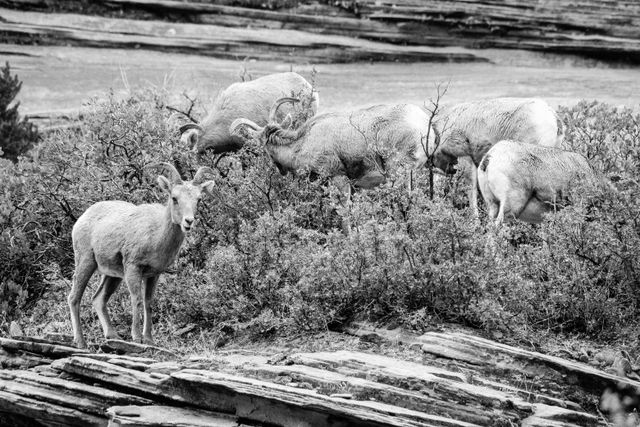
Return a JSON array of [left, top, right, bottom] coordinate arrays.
[[124, 267, 144, 343], [331, 175, 352, 235], [142, 276, 159, 346], [468, 160, 479, 218]]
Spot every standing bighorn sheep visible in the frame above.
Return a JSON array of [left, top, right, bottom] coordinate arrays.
[[477, 140, 596, 225], [431, 98, 564, 215], [180, 72, 318, 154], [68, 163, 215, 348], [230, 98, 435, 189]]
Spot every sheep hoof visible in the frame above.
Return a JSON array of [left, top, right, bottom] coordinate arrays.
[[143, 337, 156, 346]]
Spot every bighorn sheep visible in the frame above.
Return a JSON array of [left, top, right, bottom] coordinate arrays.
[[477, 140, 595, 225], [431, 98, 564, 215], [230, 99, 435, 190], [68, 163, 215, 348], [180, 72, 318, 154]]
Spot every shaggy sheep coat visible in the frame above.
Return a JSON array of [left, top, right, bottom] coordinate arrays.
[[183, 72, 318, 154], [477, 140, 595, 224], [233, 103, 435, 188], [68, 165, 214, 349], [431, 97, 564, 215]]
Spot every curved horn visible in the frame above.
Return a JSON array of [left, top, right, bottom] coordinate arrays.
[[229, 118, 263, 136], [179, 123, 203, 134], [146, 162, 182, 184], [192, 166, 215, 185], [269, 97, 300, 123]]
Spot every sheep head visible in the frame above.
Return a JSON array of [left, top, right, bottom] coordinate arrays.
[[148, 162, 215, 233], [229, 97, 301, 147], [430, 127, 469, 174], [229, 118, 263, 144], [268, 97, 300, 123], [179, 123, 204, 152]]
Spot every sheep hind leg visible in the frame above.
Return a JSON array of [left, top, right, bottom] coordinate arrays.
[[142, 276, 159, 346], [486, 200, 500, 223], [498, 189, 534, 225], [92, 275, 122, 341], [124, 267, 144, 343], [68, 254, 97, 349], [470, 178, 479, 219], [460, 158, 480, 218]]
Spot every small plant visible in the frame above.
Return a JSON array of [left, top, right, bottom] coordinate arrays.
[[0, 62, 39, 162]]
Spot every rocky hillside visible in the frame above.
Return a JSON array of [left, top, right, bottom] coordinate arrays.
[[1, 0, 640, 63], [1, 325, 638, 426]]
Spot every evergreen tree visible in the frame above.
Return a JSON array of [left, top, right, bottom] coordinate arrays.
[[0, 62, 38, 161]]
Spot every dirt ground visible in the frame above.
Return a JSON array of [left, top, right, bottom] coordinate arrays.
[[4, 44, 640, 119]]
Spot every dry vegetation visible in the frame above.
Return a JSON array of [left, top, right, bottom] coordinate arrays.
[[1, 66, 639, 358]]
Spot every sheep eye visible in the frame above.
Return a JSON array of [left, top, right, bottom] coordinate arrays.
[[172, 197, 178, 204]]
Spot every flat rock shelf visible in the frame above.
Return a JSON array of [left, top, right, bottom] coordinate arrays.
[[4, 0, 640, 62], [0, 6, 487, 64], [0, 330, 634, 426]]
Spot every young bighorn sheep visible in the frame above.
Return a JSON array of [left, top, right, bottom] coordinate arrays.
[[230, 98, 435, 190], [68, 163, 215, 348], [431, 98, 564, 215], [477, 140, 596, 225], [180, 72, 318, 154]]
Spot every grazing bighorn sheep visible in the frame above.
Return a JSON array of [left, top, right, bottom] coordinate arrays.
[[68, 163, 215, 348], [180, 72, 318, 154], [477, 140, 596, 225], [230, 98, 435, 189], [431, 98, 564, 215]]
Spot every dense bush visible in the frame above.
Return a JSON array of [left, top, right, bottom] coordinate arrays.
[[0, 62, 39, 162], [2, 89, 639, 345]]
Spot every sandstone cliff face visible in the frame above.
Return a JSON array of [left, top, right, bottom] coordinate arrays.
[[2, 0, 640, 62]]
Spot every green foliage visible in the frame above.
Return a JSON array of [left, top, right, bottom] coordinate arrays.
[[2, 90, 639, 345], [0, 62, 39, 162]]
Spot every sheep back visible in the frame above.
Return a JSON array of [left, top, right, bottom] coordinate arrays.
[[72, 201, 184, 278], [196, 72, 317, 153], [437, 98, 562, 164], [287, 104, 429, 173]]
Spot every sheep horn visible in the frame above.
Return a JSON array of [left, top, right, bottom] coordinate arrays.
[[268, 97, 300, 124], [179, 123, 203, 134], [147, 162, 183, 184], [229, 118, 263, 136], [192, 166, 215, 185]]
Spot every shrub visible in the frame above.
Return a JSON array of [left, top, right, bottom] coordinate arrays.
[[0, 62, 39, 162], [3, 89, 639, 346]]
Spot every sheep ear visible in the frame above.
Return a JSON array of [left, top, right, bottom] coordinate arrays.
[[200, 180, 216, 195], [157, 175, 172, 194]]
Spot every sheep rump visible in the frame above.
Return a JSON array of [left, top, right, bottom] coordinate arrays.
[[478, 140, 595, 224]]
